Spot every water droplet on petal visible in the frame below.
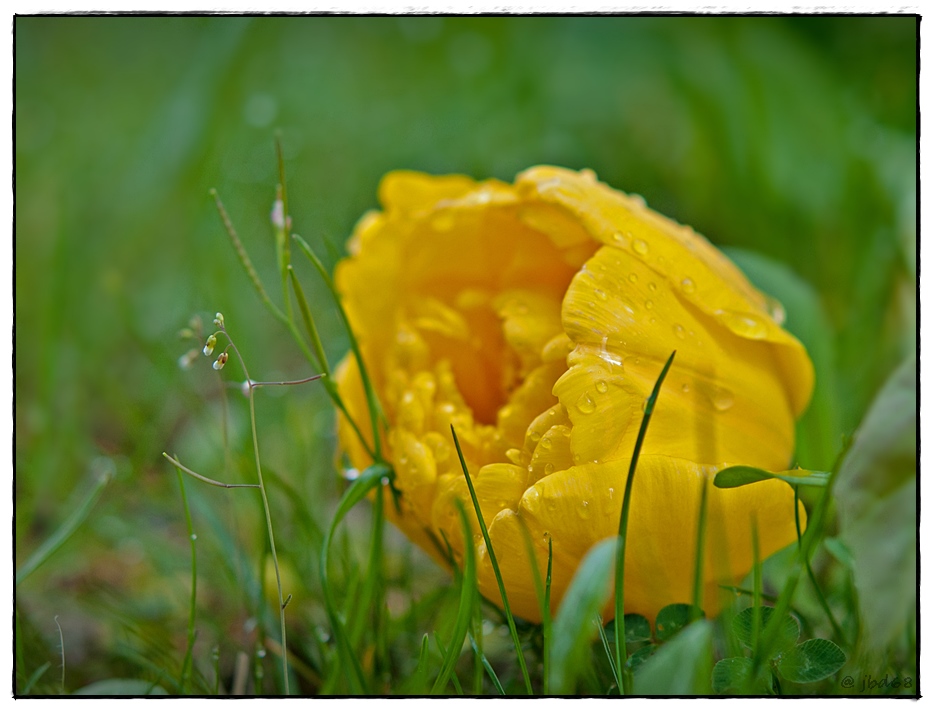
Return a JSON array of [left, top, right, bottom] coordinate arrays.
[[576, 391, 597, 414], [632, 239, 649, 255], [544, 462, 555, 475], [540, 436, 552, 450], [673, 324, 686, 340], [595, 380, 609, 394], [595, 288, 607, 301], [681, 277, 696, 294], [711, 387, 735, 411], [628, 273, 638, 283], [648, 282, 657, 292], [645, 300, 654, 310], [719, 310, 768, 339], [681, 383, 690, 393]]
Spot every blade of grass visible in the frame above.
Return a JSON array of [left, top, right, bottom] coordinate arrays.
[[287, 265, 375, 462], [450, 425, 533, 694], [293, 233, 383, 459], [21, 662, 51, 695], [432, 633, 464, 695], [274, 134, 293, 323], [614, 351, 676, 693], [549, 538, 617, 694], [16, 466, 111, 586], [519, 525, 553, 694], [319, 463, 390, 693], [173, 467, 198, 693], [691, 477, 709, 621], [431, 500, 477, 694], [412, 634, 431, 694], [468, 634, 505, 695], [597, 618, 622, 692]]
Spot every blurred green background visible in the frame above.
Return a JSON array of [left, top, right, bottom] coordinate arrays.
[[15, 16, 916, 692]]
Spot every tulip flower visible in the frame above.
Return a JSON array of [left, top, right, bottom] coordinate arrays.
[[334, 166, 813, 623]]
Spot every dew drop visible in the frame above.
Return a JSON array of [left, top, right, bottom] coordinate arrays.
[[580, 500, 590, 518], [645, 300, 654, 310], [540, 437, 552, 450], [628, 273, 638, 283], [529, 430, 542, 443], [681, 383, 690, 393], [595, 379, 609, 394], [711, 387, 735, 412], [673, 324, 686, 340], [190, 533, 198, 541], [612, 230, 628, 244], [544, 462, 555, 475], [576, 391, 597, 414], [632, 239, 649, 255], [595, 288, 607, 301], [648, 281, 657, 292], [720, 310, 768, 339], [608, 487, 615, 499], [681, 277, 696, 294]]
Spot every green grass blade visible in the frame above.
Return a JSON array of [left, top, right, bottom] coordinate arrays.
[[21, 662, 51, 695], [549, 538, 616, 694], [210, 189, 287, 323], [614, 350, 676, 692], [691, 477, 709, 621], [432, 633, 464, 695], [16, 467, 111, 586], [450, 425, 533, 694], [319, 463, 390, 693], [173, 468, 198, 694], [468, 634, 505, 695], [431, 500, 477, 694], [293, 233, 383, 459], [274, 134, 293, 322], [597, 619, 621, 692]]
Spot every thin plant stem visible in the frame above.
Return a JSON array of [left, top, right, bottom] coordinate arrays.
[[174, 468, 198, 693], [162, 453, 260, 490], [54, 616, 65, 694], [795, 486, 846, 644], [221, 331, 291, 695], [614, 351, 676, 694]]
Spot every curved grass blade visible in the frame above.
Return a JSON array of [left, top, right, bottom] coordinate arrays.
[[173, 468, 198, 693], [431, 500, 477, 694], [450, 425, 533, 694], [468, 634, 505, 695], [319, 463, 391, 693], [549, 538, 616, 694], [432, 633, 464, 695], [294, 234, 383, 459], [614, 351, 676, 692], [16, 465, 112, 586]]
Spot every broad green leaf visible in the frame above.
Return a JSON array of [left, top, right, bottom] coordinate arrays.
[[655, 603, 703, 642], [604, 613, 651, 644], [549, 538, 616, 694], [776, 638, 846, 683], [732, 607, 799, 655], [834, 355, 916, 649], [625, 644, 656, 673], [713, 466, 829, 489], [725, 248, 841, 471], [632, 620, 713, 695], [75, 679, 168, 695], [711, 657, 774, 694]]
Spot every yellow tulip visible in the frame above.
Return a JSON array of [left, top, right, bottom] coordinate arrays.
[[334, 166, 813, 623]]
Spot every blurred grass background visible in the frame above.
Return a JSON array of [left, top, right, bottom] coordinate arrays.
[[15, 16, 916, 693]]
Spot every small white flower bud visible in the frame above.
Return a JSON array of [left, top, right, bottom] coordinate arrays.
[[213, 352, 229, 370], [178, 348, 200, 370], [214, 312, 225, 328], [203, 334, 217, 357], [271, 198, 285, 230]]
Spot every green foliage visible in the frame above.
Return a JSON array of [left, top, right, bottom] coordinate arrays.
[[633, 620, 714, 695], [714, 607, 846, 694], [713, 466, 829, 490], [834, 356, 917, 651], [655, 603, 703, 642]]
